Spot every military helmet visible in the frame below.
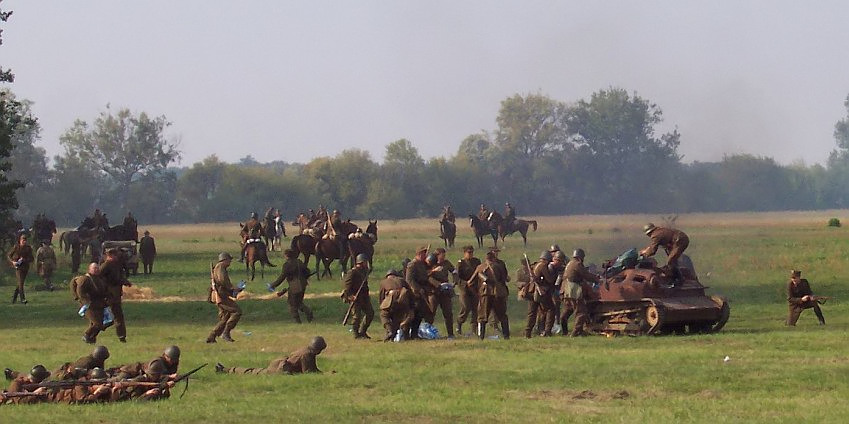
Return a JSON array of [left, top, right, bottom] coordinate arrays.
[[791, 269, 801, 277], [251, 212, 258, 219], [540, 250, 552, 261], [30, 365, 50, 382], [385, 269, 399, 277], [426, 253, 437, 265], [355, 253, 368, 264], [643, 223, 656, 235], [218, 252, 233, 262], [163, 345, 181, 362], [549, 244, 561, 253], [309, 336, 327, 352], [89, 367, 107, 380], [553, 251, 567, 261], [92, 345, 110, 361], [572, 248, 586, 260], [146, 360, 167, 379]]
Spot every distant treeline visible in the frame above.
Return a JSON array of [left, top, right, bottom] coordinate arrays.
[[8, 89, 849, 227]]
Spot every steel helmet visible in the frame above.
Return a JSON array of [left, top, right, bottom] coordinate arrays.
[[553, 251, 567, 261], [643, 223, 656, 235], [218, 252, 233, 262], [539, 251, 552, 261], [89, 367, 107, 380], [355, 253, 369, 264], [92, 345, 110, 361], [309, 336, 327, 352], [163, 345, 181, 363], [549, 244, 561, 253], [251, 212, 258, 219], [29, 365, 50, 382], [426, 253, 437, 265], [572, 248, 586, 260]]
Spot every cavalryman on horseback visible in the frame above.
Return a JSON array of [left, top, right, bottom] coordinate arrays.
[[504, 202, 516, 233], [240, 212, 263, 263], [478, 204, 489, 221], [441, 205, 455, 223], [329, 209, 345, 257]]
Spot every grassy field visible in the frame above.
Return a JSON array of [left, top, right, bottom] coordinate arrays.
[[2, 211, 849, 423]]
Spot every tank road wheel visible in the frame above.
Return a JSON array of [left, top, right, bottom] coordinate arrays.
[[644, 304, 664, 335], [709, 296, 730, 333]]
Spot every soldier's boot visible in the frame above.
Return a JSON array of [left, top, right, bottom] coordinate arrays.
[[206, 332, 217, 343], [478, 323, 486, 340], [502, 320, 510, 340], [456, 322, 463, 336], [19, 289, 27, 305], [222, 330, 235, 342], [815, 305, 826, 325], [446, 319, 455, 338], [11, 288, 18, 304], [215, 363, 226, 373]]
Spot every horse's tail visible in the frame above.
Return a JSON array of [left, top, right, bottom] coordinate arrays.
[[531, 220, 538, 231], [59, 232, 65, 251]]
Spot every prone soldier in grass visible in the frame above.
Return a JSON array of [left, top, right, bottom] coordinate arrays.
[[216, 336, 327, 375]]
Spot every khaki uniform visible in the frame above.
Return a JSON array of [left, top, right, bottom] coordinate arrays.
[[406, 258, 436, 338], [76, 273, 108, 342], [786, 278, 826, 326], [456, 257, 482, 330], [378, 275, 413, 341], [526, 260, 557, 337], [53, 354, 107, 381], [5, 376, 43, 404], [642, 227, 690, 277], [430, 260, 456, 337], [8, 243, 34, 303], [36, 244, 57, 288], [270, 258, 313, 323], [470, 259, 510, 338], [208, 261, 242, 341], [139, 235, 156, 274], [343, 266, 374, 337], [226, 346, 321, 374], [100, 259, 128, 340], [561, 258, 600, 336]]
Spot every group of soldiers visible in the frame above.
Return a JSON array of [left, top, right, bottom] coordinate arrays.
[[2, 345, 187, 404], [70, 248, 133, 343]]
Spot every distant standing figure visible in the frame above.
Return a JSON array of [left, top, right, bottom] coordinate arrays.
[[36, 241, 57, 291], [139, 230, 156, 275], [71, 241, 82, 274], [8, 234, 34, 304], [786, 269, 826, 326], [342, 254, 374, 339], [268, 249, 314, 323]]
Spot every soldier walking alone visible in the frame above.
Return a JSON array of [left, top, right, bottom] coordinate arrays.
[[207, 252, 242, 343], [8, 234, 34, 304], [139, 230, 156, 275]]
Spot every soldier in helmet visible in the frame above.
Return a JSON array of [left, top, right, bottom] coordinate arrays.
[[216, 336, 327, 374], [268, 249, 314, 323], [428, 248, 457, 338], [455, 245, 481, 336], [561, 248, 601, 336], [4, 365, 51, 404], [111, 346, 181, 382], [406, 246, 437, 339], [207, 252, 242, 343], [378, 269, 413, 341], [469, 248, 510, 339], [639, 223, 690, 281], [525, 250, 562, 337], [787, 269, 826, 326], [101, 248, 132, 343], [343, 253, 374, 339], [52, 345, 111, 380], [239, 212, 262, 262]]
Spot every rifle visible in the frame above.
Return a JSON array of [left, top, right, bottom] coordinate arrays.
[[812, 296, 833, 304], [523, 253, 543, 299], [342, 273, 369, 325], [174, 363, 207, 399], [1, 391, 49, 399]]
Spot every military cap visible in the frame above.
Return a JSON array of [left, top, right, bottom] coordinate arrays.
[[462, 245, 475, 252], [791, 269, 801, 277]]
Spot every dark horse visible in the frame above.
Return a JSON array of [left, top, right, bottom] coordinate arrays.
[[315, 220, 358, 279], [102, 223, 138, 242], [439, 218, 456, 248], [261, 215, 279, 252], [348, 220, 378, 272], [290, 234, 317, 271], [468, 215, 497, 248], [59, 227, 101, 255], [488, 213, 538, 247], [245, 241, 276, 281]]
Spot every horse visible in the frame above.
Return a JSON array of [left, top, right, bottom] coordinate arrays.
[[102, 223, 137, 242], [492, 215, 538, 246], [261, 215, 278, 251], [314, 220, 358, 279], [348, 220, 378, 272], [438, 218, 456, 248], [290, 234, 318, 271], [468, 215, 497, 248], [245, 241, 276, 281], [59, 228, 101, 255], [32, 218, 57, 245], [272, 216, 286, 250]]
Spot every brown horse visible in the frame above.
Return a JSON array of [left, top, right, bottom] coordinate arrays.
[[314, 220, 358, 279], [59, 228, 101, 255], [245, 241, 276, 281], [439, 218, 456, 248], [261, 215, 278, 251], [494, 216, 537, 246], [468, 215, 497, 248], [290, 234, 317, 270], [348, 220, 378, 271]]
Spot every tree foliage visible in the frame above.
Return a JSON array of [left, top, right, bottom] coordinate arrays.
[[0, 2, 27, 247]]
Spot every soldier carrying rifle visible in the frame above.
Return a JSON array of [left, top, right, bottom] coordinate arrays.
[[786, 269, 827, 326]]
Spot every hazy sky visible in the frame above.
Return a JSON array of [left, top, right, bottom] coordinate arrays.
[[3, 1, 848, 167]]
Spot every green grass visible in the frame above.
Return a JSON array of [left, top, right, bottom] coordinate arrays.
[[2, 212, 849, 423]]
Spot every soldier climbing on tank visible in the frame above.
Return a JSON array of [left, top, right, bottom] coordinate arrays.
[[786, 269, 826, 326], [639, 223, 690, 281]]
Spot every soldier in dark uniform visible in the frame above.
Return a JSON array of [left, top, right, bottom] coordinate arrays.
[[71, 240, 82, 274], [101, 248, 132, 343], [8, 234, 34, 304], [640, 223, 690, 280], [562, 248, 600, 336], [139, 230, 156, 275], [440, 205, 456, 223], [504, 202, 516, 233], [406, 246, 436, 339], [239, 212, 262, 262], [36, 241, 57, 290], [75, 262, 109, 343], [455, 245, 481, 335], [787, 269, 826, 326], [525, 251, 562, 337], [478, 204, 489, 221], [428, 248, 456, 338], [207, 253, 241, 343], [122, 212, 137, 229], [469, 249, 510, 339], [269, 249, 313, 323], [216, 336, 326, 374], [378, 269, 413, 341], [343, 254, 374, 339]]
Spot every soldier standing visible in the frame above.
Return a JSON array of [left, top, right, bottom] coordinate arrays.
[[786, 269, 826, 326], [216, 336, 326, 374], [207, 253, 242, 343], [406, 246, 436, 339], [269, 249, 314, 323], [378, 269, 413, 341], [8, 234, 34, 304], [36, 241, 57, 291], [342, 254, 374, 339], [139, 230, 156, 275], [561, 248, 600, 336], [428, 249, 457, 338], [101, 248, 131, 343], [525, 251, 561, 337], [455, 246, 481, 335], [75, 262, 108, 343], [640, 223, 690, 280], [469, 249, 510, 339]]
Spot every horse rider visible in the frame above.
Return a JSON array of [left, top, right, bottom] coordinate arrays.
[[478, 204, 489, 221], [306, 209, 317, 226], [123, 212, 137, 229], [239, 212, 263, 263], [441, 205, 455, 223], [329, 209, 345, 256], [316, 205, 329, 223], [504, 202, 516, 233]]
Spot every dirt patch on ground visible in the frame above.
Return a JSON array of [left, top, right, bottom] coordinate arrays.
[[122, 288, 341, 303], [516, 388, 632, 403]]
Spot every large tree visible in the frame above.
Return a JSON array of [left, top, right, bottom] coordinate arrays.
[[59, 107, 181, 209]]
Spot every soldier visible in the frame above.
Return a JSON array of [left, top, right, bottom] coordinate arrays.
[[268, 249, 314, 323], [207, 252, 242, 343], [36, 241, 57, 291], [329, 209, 345, 256], [111, 345, 181, 383], [122, 212, 137, 229], [216, 336, 326, 375], [468, 249, 510, 339], [101, 248, 132, 343], [640, 223, 690, 281], [316, 204, 329, 223], [139, 230, 157, 275], [74, 262, 109, 343], [428, 248, 457, 338], [478, 203, 489, 221], [378, 269, 413, 342], [239, 212, 262, 262], [8, 234, 34, 304], [406, 246, 436, 339], [71, 240, 82, 274], [92, 209, 105, 229], [786, 269, 826, 326], [440, 205, 456, 223], [561, 248, 601, 336], [5, 365, 51, 404], [343, 254, 374, 339], [52, 346, 111, 380], [306, 208, 317, 226], [504, 202, 516, 233], [456, 246, 482, 336], [525, 251, 562, 337]]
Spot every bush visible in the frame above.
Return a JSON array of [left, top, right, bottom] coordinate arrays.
[[827, 218, 841, 227]]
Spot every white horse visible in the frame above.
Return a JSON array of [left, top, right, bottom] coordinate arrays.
[[272, 216, 286, 250]]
